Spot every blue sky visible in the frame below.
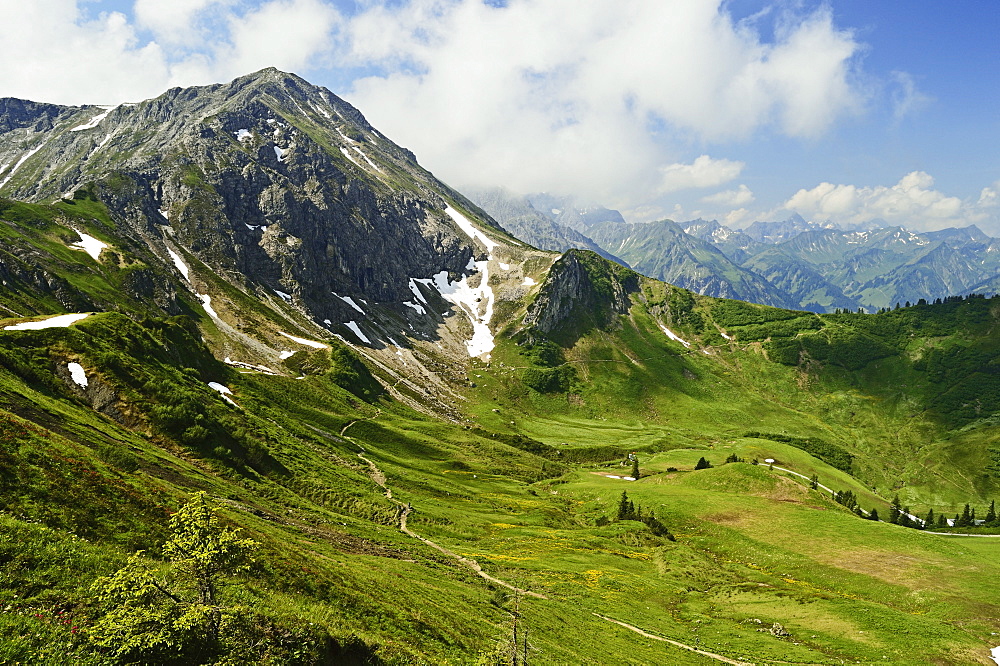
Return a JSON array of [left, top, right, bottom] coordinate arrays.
[[1, 0, 997, 232]]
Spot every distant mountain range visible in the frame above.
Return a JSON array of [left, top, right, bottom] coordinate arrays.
[[470, 190, 1000, 312]]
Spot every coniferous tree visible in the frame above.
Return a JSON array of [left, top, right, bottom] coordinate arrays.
[[630, 457, 640, 480], [809, 474, 818, 490], [889, 495, 901, 524], [898, 509, 913, 528], [959, 503, 972, 527], [937, 514, 947, 528], [954, 514, 960, 528], [924, 508, 935, 529], [869, 508, 880, 521], [615, 491, 631, 521], [694, 457, 712, 470], [986, 500, 996, 526]]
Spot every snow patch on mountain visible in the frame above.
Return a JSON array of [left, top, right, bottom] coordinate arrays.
[[69, 231, 107, 261], [279, 332, 327, 348], [167, 249, 189, 281], [408, 278, 430, 304], [4, 313, 90, 330], [67, 362, 88, 388], [445, 205, 497, 252], [334, 293, 365, 315], [345, 321, 371, 344], [198, 294, 219, 319], [659, 324, 691, 348], [431, 263, 495, 358], [0, 140, 49, 188], [69, 105, 115, 132], [207, 382, 237, 406], [403, 300, 426, 315]]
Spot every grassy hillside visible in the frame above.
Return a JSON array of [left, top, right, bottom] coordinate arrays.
[[3, 240, 1000, 663]]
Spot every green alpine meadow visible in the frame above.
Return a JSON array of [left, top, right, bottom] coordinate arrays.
[[1, 69, 1000, 666]]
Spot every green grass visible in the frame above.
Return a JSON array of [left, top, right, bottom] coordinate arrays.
[[4, 207, 1000, 662]]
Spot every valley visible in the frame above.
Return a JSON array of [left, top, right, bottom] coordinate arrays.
[[1, 69, 999, 665]]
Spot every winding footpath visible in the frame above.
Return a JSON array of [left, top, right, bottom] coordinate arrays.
[[592, 613, 755, 665], [341, 414, 545, 599], [339, 413, 785, 663]]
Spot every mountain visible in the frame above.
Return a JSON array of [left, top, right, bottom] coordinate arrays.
[[0, 67, 553, 417], [741, 245, 861, 312], [523, 192, 626, 232], [742, 213, 836, 244], [462, 186, 628, 265], [682, 218, 765, 264], [744, 226, 999, 310], [586, 218, 797, 307], [679, 218, 1000, 311], [5, 70, 1000, 664], [923, 224, 990, 243]]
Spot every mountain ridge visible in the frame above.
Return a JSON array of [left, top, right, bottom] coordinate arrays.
[[3, 69, 1000, 664]]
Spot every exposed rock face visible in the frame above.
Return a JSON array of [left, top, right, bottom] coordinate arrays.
[[0, 98, 75, 135], [0, 247, 96, 312], [523, 249, 638, 338], [0, 68, 555, 419], [0, 67, 507, 335]]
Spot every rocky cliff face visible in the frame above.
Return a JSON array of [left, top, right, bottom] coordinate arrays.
[[1, 69, 494, 307], [0, 68, 552, 416], [522, 249, 638, 339]]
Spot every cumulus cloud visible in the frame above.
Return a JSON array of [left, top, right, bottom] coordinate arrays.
[[0, 0, 171, 104], [701, 184, 755, 206], [216, 0, 341, 78], [783, 171, 998, 231], [978, 183, 999, 208], [134, 0, 233, 45], [659, 156, 744, 194], [0, 0, 340, 105], [344, 0, 864, 201]]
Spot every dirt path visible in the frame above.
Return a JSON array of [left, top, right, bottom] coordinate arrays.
[[592, 613, 755, 666], [358, 452, 391, 499], [336, 413, 784, 661], [339, 412, 545, 599], [399, 505, 546, 599]]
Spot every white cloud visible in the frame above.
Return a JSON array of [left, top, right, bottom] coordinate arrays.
[[659, 156, 744, 194], [701, 184, 755, 206], [724, 208, 753, 228], [344, 0, 864, 201], [978, 183, 999, 208], [890, 70, 932, 122], [217, 0, 341, 79], [783, 171, 997, 231], [0, 0, 340, 105], [0, 0, 171, 104], [134, 0, 233, 45]]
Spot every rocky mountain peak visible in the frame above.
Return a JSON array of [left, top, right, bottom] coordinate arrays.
[[0, 69, 549, 415]]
